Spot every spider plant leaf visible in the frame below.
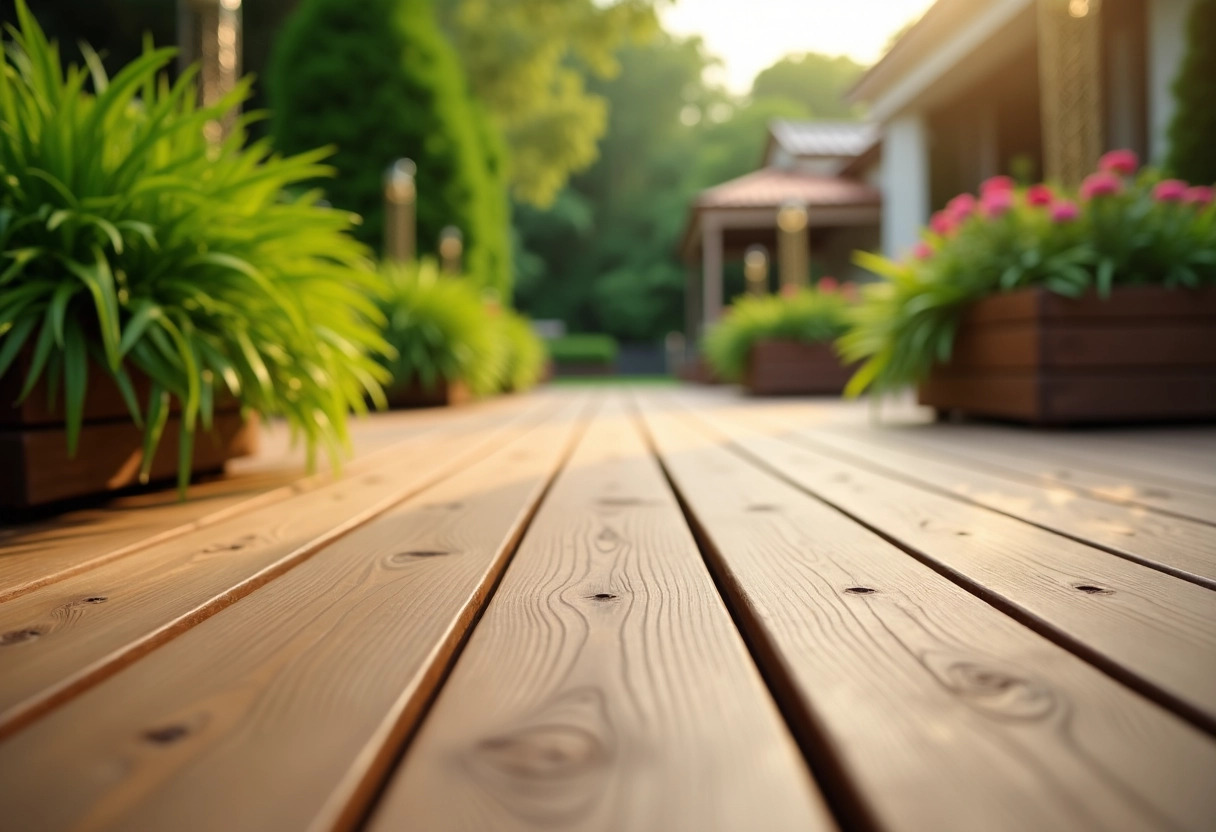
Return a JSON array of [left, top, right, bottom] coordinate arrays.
[[139, 384, 170, 483], [109, 362, 144, 428], [62, 324, 87, 457], [0, 313, 38, 380], [16, 308, 56, 402]]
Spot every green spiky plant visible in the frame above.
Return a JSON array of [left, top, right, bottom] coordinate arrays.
[[378, 260, 505, 397], [704, 287, 853, 382], [497, 309, 547, 392], [0, 1, 390, 491]]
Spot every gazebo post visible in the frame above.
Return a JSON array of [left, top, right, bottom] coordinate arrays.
[[777, 201, 810, 291], [701, 213, 724, 331]]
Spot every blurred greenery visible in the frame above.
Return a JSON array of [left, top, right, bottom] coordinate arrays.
[[546, 334, 619, 365], [269, 0, 511, 297], [750, 52, 865, 120], [1168, 0, 1216, 184]]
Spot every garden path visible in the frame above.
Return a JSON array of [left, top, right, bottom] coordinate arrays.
[[1, 387, 1214, 831]]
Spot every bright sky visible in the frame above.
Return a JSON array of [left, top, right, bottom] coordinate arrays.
[[661, 0, 938, 93]]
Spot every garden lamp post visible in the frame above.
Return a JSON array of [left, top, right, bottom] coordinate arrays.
[[776, 200, 809, 291], [176, 0, 241, 141], [744, 245, 769, 295], [383, 159, 417, 263], [439, 226, 463, 275]]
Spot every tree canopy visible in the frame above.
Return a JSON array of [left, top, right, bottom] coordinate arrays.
[[749, 52, 866, 120], [1167, 0, 1216, 183]]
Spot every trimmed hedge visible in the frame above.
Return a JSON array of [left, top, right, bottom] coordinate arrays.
[[269, 0, 511, 297], [546, 334, 619, 365], [1168, 0, 1216, 185]]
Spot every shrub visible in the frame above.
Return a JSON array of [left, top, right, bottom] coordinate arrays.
[[0, 1, 389, 489], [497, 310, 547, 392], [269, 0, 511, 297], [1168, 0, 1216, 184], [704, 287, 853, 382], [378, 260, 504, 396], [546, 334, 618, 365], [841, 154, 1216, 396]]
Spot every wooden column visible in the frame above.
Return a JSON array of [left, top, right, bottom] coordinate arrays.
[[1038, 0, 1105, 186], [701, 213, 724, 330], [777, 202, 809, 291], [177, 0, 242, 140]]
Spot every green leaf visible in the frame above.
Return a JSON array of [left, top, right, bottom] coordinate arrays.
[[62, 325, 87, 457], [0, 314, 38, 379], [140, 385, 170, 483]]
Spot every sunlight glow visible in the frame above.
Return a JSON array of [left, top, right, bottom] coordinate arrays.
[[661, 0, 939, 93]]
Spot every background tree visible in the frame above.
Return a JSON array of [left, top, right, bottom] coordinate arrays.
[[269, 0, 511, 296], [749, 52, 866, 120], [1167, 0, 1216, 184], [435, 0, 660, 207]]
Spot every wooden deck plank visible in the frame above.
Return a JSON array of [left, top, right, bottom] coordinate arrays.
[[0, 395, 587, 832], [367, 395, 833, 832], [637, 393, 1216, 832], [0, 394, 554, 738], [665, 391, 1216, 733], [0, 397, 533, 603], [766, 421, 1216, 589], [870, 418, 1216, 523]]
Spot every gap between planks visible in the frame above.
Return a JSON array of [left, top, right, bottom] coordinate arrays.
[[660, 388, 1216, 736], [0, 393, 561, 739], [633, 390, 1216, 832], [0, 392, 593, 832]]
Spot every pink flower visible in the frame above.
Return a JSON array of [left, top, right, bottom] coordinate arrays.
[[1099, 149, 1139, 176], [930, 211, 957, 236], [1153, 179, 1189, 202], [1026, 184, 1054, 206], [1050, 200, 1080, 223], [839, 282, 859, 301], [946, 193, 977, 219], [817, 276, 839, 293], [912, 241, 933, 260], [1184, 185, 1214, 207], [980, 176, 1015, 196], [1080, 172, 1122, 199], [981, 188, 1014, 218]]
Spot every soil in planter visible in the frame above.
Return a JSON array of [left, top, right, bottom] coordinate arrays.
[[920, 286, 1216, 425]]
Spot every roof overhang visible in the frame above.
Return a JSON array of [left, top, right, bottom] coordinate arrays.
[[850, 0, 1035, 122]]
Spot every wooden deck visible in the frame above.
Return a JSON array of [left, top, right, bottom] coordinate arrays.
[[1, 387, 1214, 831]]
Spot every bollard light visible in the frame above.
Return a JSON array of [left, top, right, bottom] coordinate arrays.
[[776, 200, 810, 291], [744, 245, 769, 295], [439, 226, 463, 275], [383, 159, 416, 262]]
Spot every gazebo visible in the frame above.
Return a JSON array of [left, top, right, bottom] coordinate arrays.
[[680, 121, 882, 340]]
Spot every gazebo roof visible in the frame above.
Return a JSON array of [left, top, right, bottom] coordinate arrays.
[[769, 121, 877, 159], [694, 167, 881, 211]]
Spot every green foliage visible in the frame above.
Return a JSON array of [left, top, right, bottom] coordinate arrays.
[[1167, 0, 1216, 184], [0, 1, 389, 490], [269, 0, 511, 297], [841, 170, 1216, 397], [497, 309, 547, 392], [546, 334, 618, 365], [704, 289, 852, 382], [750, 53, 866, 120], [378, 260, 505, 396], [436, 0, 659, 207]]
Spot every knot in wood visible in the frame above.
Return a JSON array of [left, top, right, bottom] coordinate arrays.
[[1073, 584, 1113, 595], [476, 724, 607, 782], [0, 627, 43, 646], [746, 503, 780, 513], [844, 586, 877, 595], [588, 593, 617, 601], [942, 661, 1056, 721], [143, 724, 190, 745]]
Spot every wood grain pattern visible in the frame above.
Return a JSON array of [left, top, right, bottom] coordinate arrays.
[[0, 395, 555, 737], [367, 395, 833, 832], [0, 396, 588, 832], [770, 422, 1216, 589], [637, 394, 1216, 832], [0, 397, 534, 604], [666, 391, 1216, 732], [829, 421, 1216, 527]]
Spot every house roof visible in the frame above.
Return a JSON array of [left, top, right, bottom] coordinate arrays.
[[695, 167, 881, 211], [769, 120, 877, 159]]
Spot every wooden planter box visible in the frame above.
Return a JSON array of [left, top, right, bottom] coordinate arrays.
[[679, 356, 722, 385], [919, 286, 1216, 425], [744, 339, 854, 396], [385, 378, 471, 409], [1, 356, 257, 508]]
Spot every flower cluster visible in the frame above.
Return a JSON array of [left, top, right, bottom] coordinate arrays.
[[840, 150, 1216, 397]]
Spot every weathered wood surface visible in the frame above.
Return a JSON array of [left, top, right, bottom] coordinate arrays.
[[0, 396, 587, 832], [638, 393, 1216, 832], [368, 397, 831, 832], [1, 386, 1213, 831]]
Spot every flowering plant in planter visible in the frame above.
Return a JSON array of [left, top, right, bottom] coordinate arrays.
[[0, 2, 390, 496], [840, 150, 1216, 397], [704, 280, 854, 383]]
